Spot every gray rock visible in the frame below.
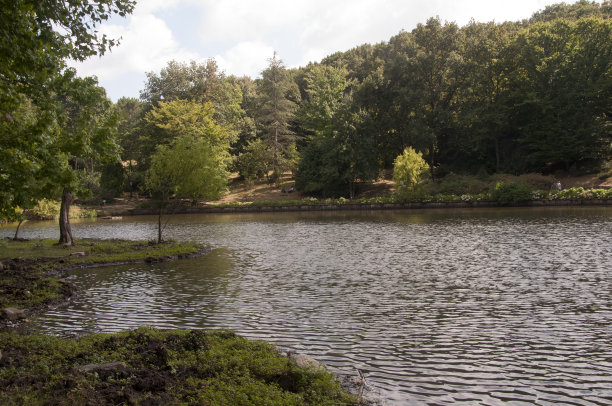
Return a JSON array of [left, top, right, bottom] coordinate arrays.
[[76, 362, 128, 374], [289, 353, 324, 370], [1, 307, 27, 321], [70, 252, 86, 257]]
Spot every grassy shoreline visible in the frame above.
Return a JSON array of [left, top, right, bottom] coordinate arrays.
[[0, 327, 358, 405], [0, 239, 361, 405], [0, 238, 205, 321]]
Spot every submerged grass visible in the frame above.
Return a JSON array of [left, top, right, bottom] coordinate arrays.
[[0, 327, 357, 405]]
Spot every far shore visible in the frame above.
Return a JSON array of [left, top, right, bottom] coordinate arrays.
[[95, 197, 612, 218]]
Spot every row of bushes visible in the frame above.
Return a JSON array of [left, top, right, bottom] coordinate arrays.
[[25, 199, 97, 220], [209, 185, 611, 208]]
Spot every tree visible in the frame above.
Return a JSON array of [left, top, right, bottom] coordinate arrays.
[[298, 65, 349, 136], [0, 0, 134, 244], [384, 18, 466, 178], [393, 147, 430, 200], [508, 18, 612, 172], [458, 21, 520, 173], [146, 135, 228, 243], [234, 139, 273, 181], [258, 53, 299, 183], [141, 60, 246, 139], [54, 72, 120, 245], [145, 100, 230, 242], [296, 65, 379, 198], [114, 97, 150, 196]]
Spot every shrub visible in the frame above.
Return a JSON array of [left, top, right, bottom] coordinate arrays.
[[30, 199, 61, 220], [393, 147, 430, 201], [491, 181, 533, 205]]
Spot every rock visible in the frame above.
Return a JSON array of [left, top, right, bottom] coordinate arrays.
[[76, 362, 128, 377], [289, 353, 324, 370], [70, 252, 86, 257], [337, 374, 384, 406], [1, 307, 27, 321]]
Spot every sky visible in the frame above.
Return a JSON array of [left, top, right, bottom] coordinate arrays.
[[71, 0, 589, 101]]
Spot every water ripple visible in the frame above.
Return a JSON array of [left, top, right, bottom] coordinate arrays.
[[5, 208, 612, 405]]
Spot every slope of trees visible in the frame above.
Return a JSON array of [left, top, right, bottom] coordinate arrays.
[[106, 1, 610, 200], [5, 1, 608, 218]]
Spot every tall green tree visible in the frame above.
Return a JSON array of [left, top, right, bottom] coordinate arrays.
[[458, 21, 520, 172], [55, 72, 119, 245], [258, 53, 299, 183], [114, 97, 149, 196], [385, 18, 467, 178], [145, 101, 230, 242], [141, 60, 245, 138], [509, 18, 612, 172], [0, 0, 134, 244], [296, 67, 378, 198]]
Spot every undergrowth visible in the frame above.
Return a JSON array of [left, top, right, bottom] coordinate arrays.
[[0, 327, 357, 405]]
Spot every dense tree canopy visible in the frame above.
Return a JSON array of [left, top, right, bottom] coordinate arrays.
[[5, 0, 609, 213], [0, 0, 134, 243]]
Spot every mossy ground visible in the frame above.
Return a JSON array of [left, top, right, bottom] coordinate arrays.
[[0, 238, 203, 311], [0, 327, 357, 405]]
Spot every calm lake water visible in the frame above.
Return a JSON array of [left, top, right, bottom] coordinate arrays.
[[3, 207, 612, 405]]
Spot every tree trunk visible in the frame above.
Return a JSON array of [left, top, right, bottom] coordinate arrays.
[[273, 126, 279, 184], [13, 219, 24, 240], [495, 137, 500, 172], [58, 188, 74, 246], [429, 142, 436, 181], [157, 204, 163, 243]]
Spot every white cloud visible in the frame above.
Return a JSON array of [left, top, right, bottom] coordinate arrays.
[[215, 41, 275, 78], [69, 6, 201, 99], [72, 14, 197, 79], [132, 0, 183, 15]]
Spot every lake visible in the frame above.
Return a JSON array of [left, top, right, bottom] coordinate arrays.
[[3, 207, 612, 405]]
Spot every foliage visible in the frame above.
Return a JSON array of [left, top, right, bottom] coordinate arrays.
[[145, 100, 230, 242], [491, 181, 534, 205], [98, 162, 126, 198], [258, 53, 299, 183], [30, 199, 61, 220], [0, 0, 134, 226], [0, 327, 356, 405], [234, 139, 273, 180], [295, 67, 378, 198], [393, 147, 430, 200], [146, 135, 229, 204], [508, 17, 612, 172]]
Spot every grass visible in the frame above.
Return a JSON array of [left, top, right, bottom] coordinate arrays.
[[0, 327, 358, 405], [0, 238, 203, 310], [0, 238, 200, 262]]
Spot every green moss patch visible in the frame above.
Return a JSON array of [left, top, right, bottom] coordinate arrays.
[[0, 327, 357, 405]]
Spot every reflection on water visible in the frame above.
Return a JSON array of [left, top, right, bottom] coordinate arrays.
[[3, 207, 612, 405]]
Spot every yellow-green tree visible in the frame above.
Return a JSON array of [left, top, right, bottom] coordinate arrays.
[[145, 100, 230, 242], [393, 147, 430, 200]]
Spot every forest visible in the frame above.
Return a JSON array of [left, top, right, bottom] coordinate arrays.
[[1, 0, 611, 241], [113, 0, 611, 199]]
